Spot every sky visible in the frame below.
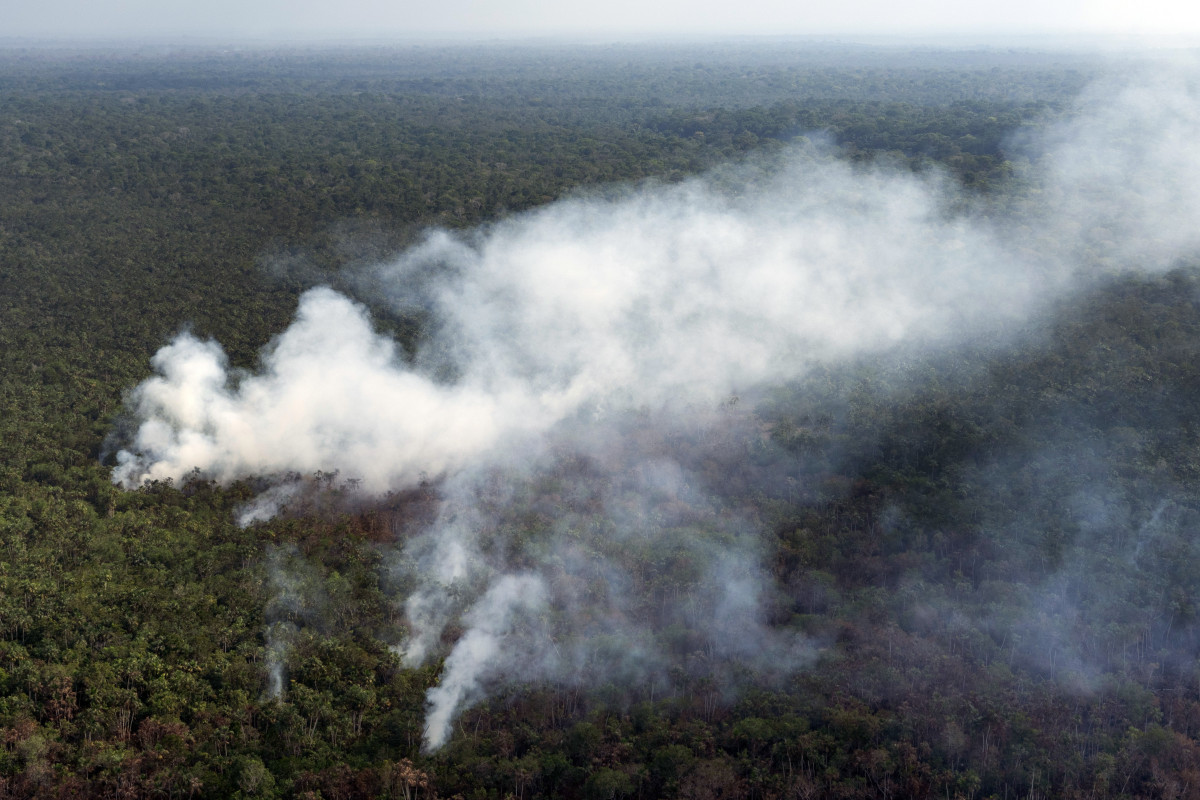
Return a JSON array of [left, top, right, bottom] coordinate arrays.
[[3, 0, 1200, 42]]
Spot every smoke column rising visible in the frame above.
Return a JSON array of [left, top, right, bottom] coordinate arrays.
[[421, 574, 549, 751], [111, 65, 1200, 751]]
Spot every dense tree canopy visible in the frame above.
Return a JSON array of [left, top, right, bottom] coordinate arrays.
[[1, 41, 1195, 799]]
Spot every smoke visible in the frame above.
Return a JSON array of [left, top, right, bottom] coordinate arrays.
[[262, 545, 328, 701], [263, 621, 297, 701], [112, 291, 523, 493], [397, 474, 494, 669], [422, 573, 550, 752], [115, 158, 1027, 492], [1033, 66, 1200, 270], [110, 64, 1200, 750]]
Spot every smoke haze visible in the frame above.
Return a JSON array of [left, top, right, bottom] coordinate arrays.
[[111, 64, 1200, 751], [114, 152, 1034, 491]]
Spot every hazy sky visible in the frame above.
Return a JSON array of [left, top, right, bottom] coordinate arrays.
[[4, 0, 1199, 41]]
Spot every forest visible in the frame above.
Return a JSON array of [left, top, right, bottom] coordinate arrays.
[[2, 40, 1200, 799]]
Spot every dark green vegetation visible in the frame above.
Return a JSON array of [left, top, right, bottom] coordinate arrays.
[[3, 41, 1198, 799]]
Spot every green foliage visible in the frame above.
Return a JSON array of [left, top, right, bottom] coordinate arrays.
[[7, 39, 1200, 800]]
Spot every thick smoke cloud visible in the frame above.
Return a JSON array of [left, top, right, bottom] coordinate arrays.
[[111, 65, 1200, 751], [112, 293, 520, 493]]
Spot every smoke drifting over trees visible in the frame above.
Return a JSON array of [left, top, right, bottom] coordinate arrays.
[[109, 62, 1200, 753]]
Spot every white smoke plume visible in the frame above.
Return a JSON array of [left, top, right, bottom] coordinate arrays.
[[114, 156, 1041, 491], [262, 545, 328, 700], [111, 64, 1200, 750], [422, 573, 549, 752], [398, 475, 492, 669], [263, 621, 297, 701], [112, 293, 525, 493]]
